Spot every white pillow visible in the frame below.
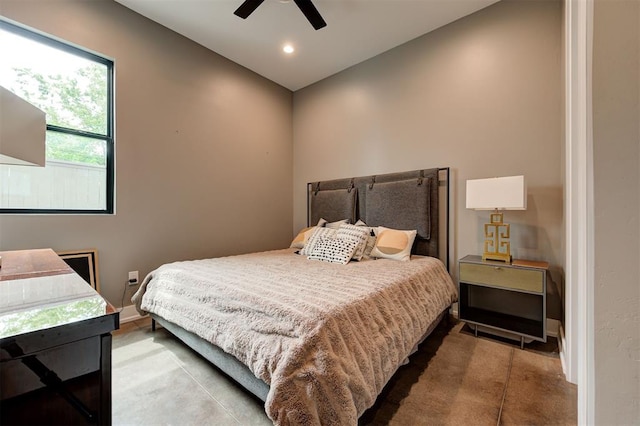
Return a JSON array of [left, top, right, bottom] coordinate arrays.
[[307, 236, 358, 265], [300, 227, 337, 256], [369, 226, 417, 262], [336, 224, 370, 261]]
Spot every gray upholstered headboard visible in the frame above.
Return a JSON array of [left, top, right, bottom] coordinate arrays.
[[307, 168, 450, 268]]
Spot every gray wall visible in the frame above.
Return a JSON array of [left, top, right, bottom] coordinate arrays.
[[293, 0, 563, 291], [2, 0, 638, 419], [0, 0, 293, 307], [592, 0, 639, 422]]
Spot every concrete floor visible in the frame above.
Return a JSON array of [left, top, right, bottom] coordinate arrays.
[[112, 316, 576, 425]]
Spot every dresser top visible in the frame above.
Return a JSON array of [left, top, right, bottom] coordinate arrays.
[[0, 249, 116, 340], [0, 248, 72, 281]]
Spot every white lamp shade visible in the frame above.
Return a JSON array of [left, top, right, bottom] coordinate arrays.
[[0, 85, 46, 167], [466, 175, 527, 210]]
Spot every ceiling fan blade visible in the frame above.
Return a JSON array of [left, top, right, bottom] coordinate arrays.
[[293, 0, 327, 30], [234, 0, 265, 19]]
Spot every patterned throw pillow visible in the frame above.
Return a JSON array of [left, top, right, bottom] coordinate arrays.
[[369, 226, 417, 262], [336, 224, 370, 261], [307, 236, 359, 265], [317, 218, 350, 229], [354, 220, 377, 260], [362, 229, 377, 260], [300, 227, 337, 256]]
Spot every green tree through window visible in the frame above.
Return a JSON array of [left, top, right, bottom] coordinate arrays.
[[11, 66, 108, 165], [0, 19, 114, 213]]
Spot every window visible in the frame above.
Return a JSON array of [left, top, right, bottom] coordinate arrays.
[[0, 20, 114, 214]]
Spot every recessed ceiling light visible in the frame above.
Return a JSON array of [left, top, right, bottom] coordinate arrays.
[[283, 44, 295, 54]]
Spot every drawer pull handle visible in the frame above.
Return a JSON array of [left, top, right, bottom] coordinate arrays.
[[494, 267, 502, 271]]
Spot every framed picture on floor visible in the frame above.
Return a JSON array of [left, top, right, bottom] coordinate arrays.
[[57, 249, 100, 292]]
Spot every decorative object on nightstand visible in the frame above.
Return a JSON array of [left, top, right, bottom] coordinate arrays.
[[466, 175, 527, 263], [458, 254, 548, 349]]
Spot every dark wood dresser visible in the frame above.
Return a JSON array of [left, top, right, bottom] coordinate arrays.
[[0, 249, 119, 425]]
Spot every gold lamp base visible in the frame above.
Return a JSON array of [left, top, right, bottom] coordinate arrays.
[[482, 212, 512, 263]]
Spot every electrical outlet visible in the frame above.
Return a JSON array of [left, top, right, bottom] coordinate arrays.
[[128, 271, 139, 286]]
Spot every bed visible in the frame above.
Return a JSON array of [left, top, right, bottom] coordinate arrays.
[[132, 167, 457, 425]]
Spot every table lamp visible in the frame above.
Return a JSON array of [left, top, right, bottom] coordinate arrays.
[[466, 175, 527, 263]]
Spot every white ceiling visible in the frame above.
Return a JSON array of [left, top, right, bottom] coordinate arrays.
[[114, 0, 499, 91]]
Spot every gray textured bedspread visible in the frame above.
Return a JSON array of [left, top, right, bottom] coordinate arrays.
[[132, 249, 457, 425]]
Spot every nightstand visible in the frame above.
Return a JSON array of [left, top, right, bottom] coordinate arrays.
[[458, 254, 547, 348]]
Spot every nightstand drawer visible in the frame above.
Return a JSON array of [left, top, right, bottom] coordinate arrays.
[[459, 263, 543, 293]]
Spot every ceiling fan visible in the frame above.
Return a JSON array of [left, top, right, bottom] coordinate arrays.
[[234, 0, 327, 30]]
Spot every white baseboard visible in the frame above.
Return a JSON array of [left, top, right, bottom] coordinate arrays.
[[547, 318, 559, 338], [558, 324, 570, 380], [118, 305, 143, 325]]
